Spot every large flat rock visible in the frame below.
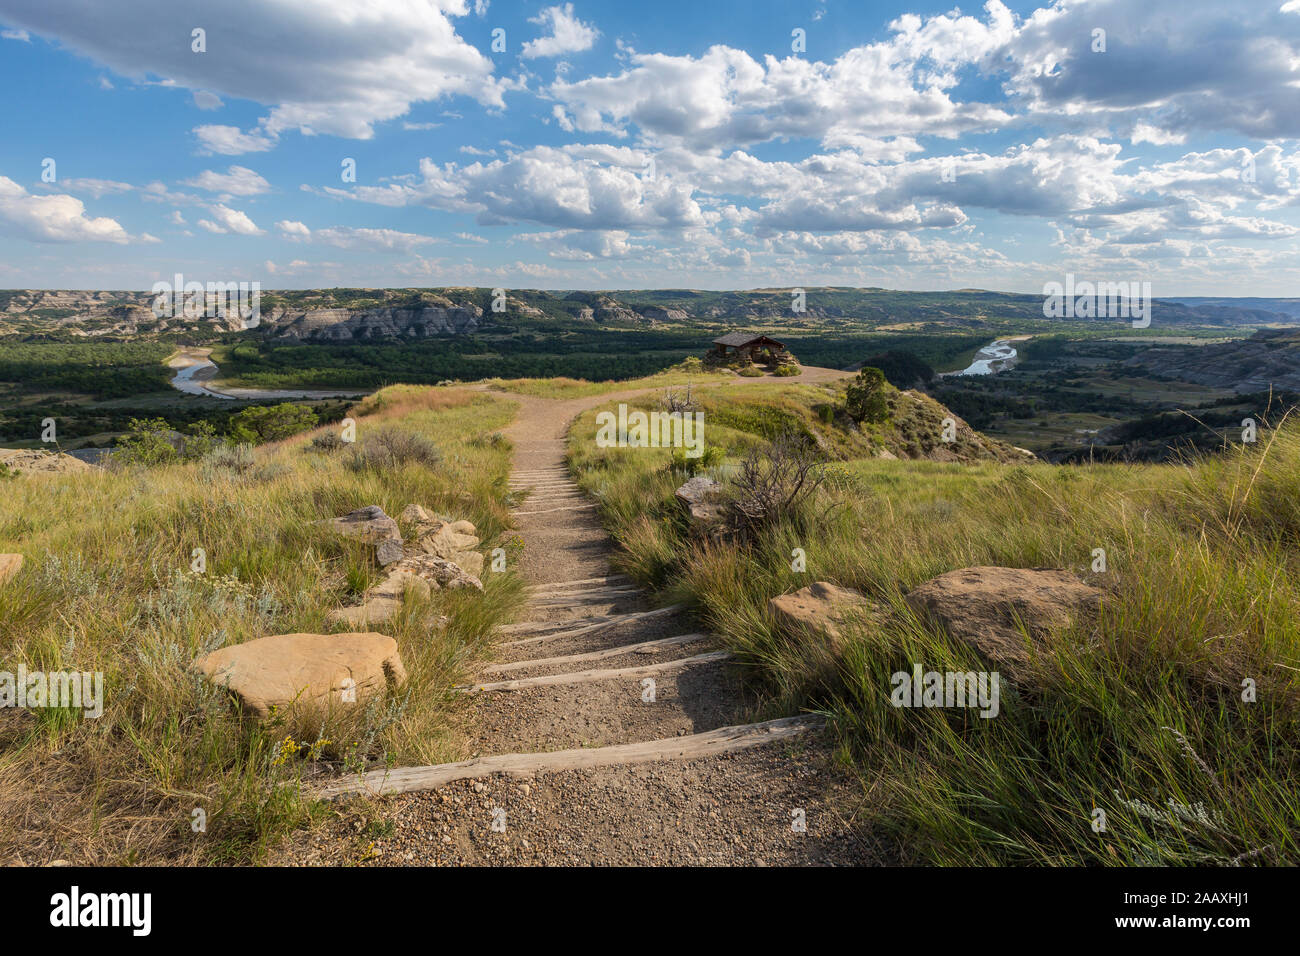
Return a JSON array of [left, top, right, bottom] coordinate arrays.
[[194, 632, 407, 718], [904, 566, 1102, 667]]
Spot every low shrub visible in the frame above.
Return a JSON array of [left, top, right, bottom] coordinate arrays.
[[345, 426, 442, 472]]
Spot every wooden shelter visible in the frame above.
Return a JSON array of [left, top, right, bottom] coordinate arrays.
[[711, 332, 786, 362]]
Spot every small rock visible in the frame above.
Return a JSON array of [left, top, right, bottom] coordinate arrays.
[[399, 504, 433, 525], [769, 581, 874, 656], [674, 475, 726, 532], [375, 538, 405, 567]]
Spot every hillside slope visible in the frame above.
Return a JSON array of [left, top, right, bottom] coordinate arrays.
[[1125, 327, 1300, 392]]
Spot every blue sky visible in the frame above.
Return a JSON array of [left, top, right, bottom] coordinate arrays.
[[0, 0, 1298, 294]]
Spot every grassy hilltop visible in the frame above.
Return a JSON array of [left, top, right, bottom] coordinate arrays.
[[1, 366, 1297, 866]]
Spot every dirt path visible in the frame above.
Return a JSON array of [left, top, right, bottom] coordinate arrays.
[[285, 366, 880, 866]]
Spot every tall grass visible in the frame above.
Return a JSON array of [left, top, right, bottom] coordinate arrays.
[[0, 387, 524, 864], [567, 385, 1300, 865]]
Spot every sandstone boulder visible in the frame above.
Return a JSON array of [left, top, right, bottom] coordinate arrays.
[[399, 503, 433, 526], [904, 566, 1102, 667], [393, 553, 483, 591], [194, 632, 406, 718], [399, 505, 475, 537], [419, 525, 482, 560], [769, 581, 873, 654], [449, 550, 485, 577], [399, 503, 442, 536], [675, 475, 726, 531], [0, 553, 23, 586]]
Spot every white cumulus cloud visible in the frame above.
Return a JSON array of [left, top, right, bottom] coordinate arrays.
[[522, 4, 599, 59]]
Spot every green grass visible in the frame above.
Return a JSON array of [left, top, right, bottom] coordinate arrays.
[[0, 385, 525, 864], [566, 386, 1300, 865]]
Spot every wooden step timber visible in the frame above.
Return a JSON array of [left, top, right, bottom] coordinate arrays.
[[513, 503, 598, 516], [527, 585, 641, 606], [457, 650, 733, 693], [498, 605, 684, 645], [497, 614, 617, 636], [315, 715, 824, 800], [526, 575, 630, 591], [484, 633, 710, 674], [525, 596, 640, 610]]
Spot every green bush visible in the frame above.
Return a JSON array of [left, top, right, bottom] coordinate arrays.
[[737, 366, 764, 377], [111, 418, 179, 466], [844, 367, 890, 424], [670, 445, 724, 477], [181, 420, 225, 459], [228, 403, 319, 444]]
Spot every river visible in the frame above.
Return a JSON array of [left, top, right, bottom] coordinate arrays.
[[941, 337, 1028, 377], [167, 349, 370, 401]]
